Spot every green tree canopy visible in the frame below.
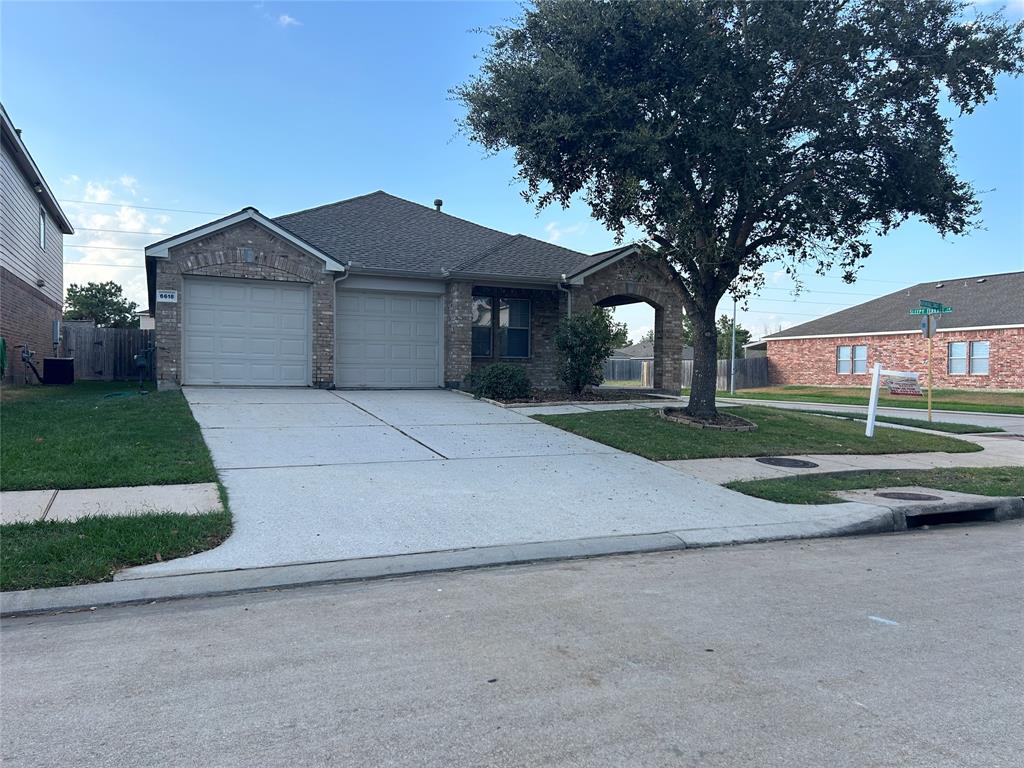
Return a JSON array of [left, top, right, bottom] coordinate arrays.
[[64, 281, 139, 328], [456, 0, 1023, 417]]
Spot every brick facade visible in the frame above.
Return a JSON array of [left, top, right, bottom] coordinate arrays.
[[155, 220, 335, 389], [1, 266, 61, 384], [767, 327, 1024, 390]]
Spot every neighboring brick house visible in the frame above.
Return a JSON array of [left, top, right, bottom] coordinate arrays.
[[144, 191, 686, 392], [1, 104, 74, 383], [753, 271, 1024, 391]]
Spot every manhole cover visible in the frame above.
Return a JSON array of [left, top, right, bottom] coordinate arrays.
[[755, 457, 820, 469], [875, 491, 942, 501]]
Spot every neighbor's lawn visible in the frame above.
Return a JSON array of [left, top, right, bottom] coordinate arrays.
[[533, 406, 980, 461], [726, 466, 1024, 505], [716, 385, 1024, 415], [0, 510, 232, 591], [1, 381, 216, 491], [800, 410, 1003, 434]]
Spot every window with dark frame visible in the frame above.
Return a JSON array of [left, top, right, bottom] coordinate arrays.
[[38, 207, 46, 249], [471, 296, 493, 357], [836, 344, 867, 374], [498, 298, 530, 358]]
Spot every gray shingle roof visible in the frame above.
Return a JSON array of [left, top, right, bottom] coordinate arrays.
[[764, 271, 1024, 338], [274, 191, 599, 281]]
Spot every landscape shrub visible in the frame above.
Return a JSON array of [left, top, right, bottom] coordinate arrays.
[[554, 310, 617, 396], [463, 363, 532, 401]]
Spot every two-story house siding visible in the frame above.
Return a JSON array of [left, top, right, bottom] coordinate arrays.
[[0, 104, 74, 383]]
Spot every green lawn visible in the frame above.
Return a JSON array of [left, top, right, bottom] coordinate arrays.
[[726, 466, 1024, 505], [0, 510, 232, 591], [800, 410, 1003, 434], [1, 381, 216, 491], [533, 405, 980, 461], [715, 385, 1024, 415]]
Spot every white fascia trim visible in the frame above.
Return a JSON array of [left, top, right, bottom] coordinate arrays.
[[566, 245, 642, 285], [767, 324, 1024, 342], [935, 324, 1024, 333], [144, 209, 347, 272], [766, 330, 919, 341]]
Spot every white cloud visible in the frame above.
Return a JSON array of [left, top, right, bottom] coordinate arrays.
[[83, 182, 112, 203], [544, 220, 585, 244], [278, 14, 301, 27], [119, 175, 139, 194]]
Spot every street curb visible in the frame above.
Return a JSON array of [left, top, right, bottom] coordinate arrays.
[[5, 500, 1019, 618], [719, 398, 1024, 421]]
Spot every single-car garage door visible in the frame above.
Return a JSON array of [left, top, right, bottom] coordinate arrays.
[[336, 290, 442, 387], [183, 277, 311, 386]]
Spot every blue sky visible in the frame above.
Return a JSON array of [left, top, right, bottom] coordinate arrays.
[[3, 1, 1022, 341]]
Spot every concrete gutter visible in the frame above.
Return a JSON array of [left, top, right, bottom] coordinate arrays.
[[4, 496, 1020, 618]]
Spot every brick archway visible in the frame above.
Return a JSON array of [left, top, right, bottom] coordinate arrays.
[[572, 254, 685, 393]]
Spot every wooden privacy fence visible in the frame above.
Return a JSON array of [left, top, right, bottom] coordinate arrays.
[[60, 324, 156, 381], [680, 356, 768, 390]]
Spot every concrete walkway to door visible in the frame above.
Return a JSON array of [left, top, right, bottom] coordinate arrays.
[[121, 388, 897, 579]]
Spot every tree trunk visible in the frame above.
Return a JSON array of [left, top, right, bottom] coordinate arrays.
[[686, 311, 719, 420]]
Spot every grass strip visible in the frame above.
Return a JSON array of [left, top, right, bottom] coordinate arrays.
[[725, 466, 1024, 505]]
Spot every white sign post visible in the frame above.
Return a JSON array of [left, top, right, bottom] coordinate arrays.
[[866, 363, 922, 437]]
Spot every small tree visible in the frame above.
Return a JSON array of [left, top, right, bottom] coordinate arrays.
[[638, 329, 655, 345], [603, 309, 630, 348], [716, 315, 752, 360], [64, 281, 139, 328], [555, 309, 617, 396]]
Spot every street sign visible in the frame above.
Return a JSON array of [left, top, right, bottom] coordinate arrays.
[[919, 299, 944, 310], [910, 308, 929, 315], [909, 306, 953, 315]]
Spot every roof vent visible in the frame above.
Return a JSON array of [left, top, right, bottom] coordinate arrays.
[[433, 198, 443, 212], [976, 277, 987, 283], [935, 282, 944, 288]]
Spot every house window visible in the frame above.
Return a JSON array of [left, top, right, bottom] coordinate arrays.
[[836, 344, 867, 374], [970, 341, 989, 375], [949, 340, 989, 375], [471, 297, 493, 357], [38, 207, 46, 249], [498, 298, 530, 358]]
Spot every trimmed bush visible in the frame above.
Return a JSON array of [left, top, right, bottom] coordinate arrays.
[[464, 363, 532, 401]]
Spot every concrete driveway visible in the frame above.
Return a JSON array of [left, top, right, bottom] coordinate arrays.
[[124, 388, 883, 578]]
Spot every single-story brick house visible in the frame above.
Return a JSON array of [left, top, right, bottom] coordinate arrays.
[[749, 271, 1024, 390], [144, 191, 686, 391]]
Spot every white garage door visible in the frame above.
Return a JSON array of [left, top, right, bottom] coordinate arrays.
[[336, 290, 442, 388], [183, 277, 311, 386]]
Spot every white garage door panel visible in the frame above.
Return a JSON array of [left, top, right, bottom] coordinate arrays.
[[184, 277, 311, 386], [336, 289, 442, 388]]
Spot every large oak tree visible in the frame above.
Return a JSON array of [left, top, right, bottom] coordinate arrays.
[[455, 0, 1023, 418]]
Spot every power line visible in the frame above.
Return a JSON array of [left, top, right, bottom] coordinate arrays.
[[72, 227, 165, 236], [64, 244, 143, 252], [59, 198, 226, 216], [64, 262, 145, 268]]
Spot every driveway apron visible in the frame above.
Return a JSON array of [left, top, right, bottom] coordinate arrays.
[[124, 388, 879, 578]]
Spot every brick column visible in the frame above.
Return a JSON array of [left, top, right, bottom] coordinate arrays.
[[444, 281, 473, 387], [154, 262, 183, 390], [312, 274, 335, 388], [653, 303, 683, 392]]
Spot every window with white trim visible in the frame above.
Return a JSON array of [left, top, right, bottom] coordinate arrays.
[[498, 299, 531, 358], [836, 344, 867, 374], [39, 207, 46, 249], [949, 340, 989, 375]]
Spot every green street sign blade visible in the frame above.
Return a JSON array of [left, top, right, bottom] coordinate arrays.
[[909, 306, 953, 315], [939, 306, 954, 313], [919, 300, 944, 310], [909, 308, 929, 315]]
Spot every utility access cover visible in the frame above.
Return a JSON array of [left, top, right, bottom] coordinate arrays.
[[875, 491, 942, 501], [755, 457, 819, 469]]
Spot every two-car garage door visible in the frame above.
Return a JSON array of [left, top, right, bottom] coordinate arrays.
[[183, 277, 310, 386]]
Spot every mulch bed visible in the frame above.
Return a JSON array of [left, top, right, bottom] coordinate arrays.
[[660, 407, 758, 432]]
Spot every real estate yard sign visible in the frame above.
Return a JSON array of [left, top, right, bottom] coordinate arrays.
[[866, 364, 923, 437]]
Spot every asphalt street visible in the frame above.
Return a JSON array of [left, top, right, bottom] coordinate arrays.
[[3, 522, 1022, 768]]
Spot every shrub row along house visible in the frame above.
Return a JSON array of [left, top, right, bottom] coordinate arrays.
[[0, 103, 73, 383], [143, 191, 687, 392], [749, 271, 1024, 390]]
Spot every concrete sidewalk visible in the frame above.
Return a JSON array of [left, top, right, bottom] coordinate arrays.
[[0, 483, 222, 524]]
